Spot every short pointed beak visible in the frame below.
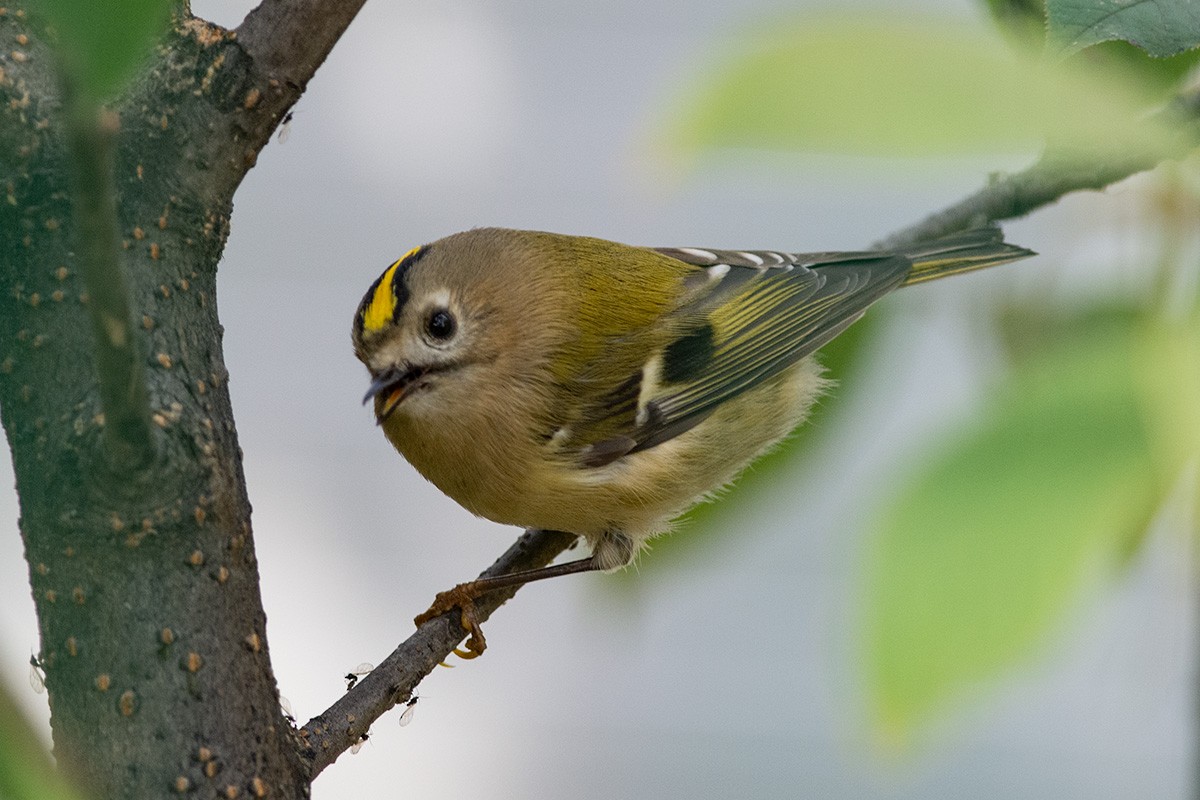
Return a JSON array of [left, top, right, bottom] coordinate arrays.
[[362, 369, 400, 405], [362, 367, 415, 423]]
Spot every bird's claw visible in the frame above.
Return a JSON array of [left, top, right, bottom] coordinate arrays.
[[414, 584, 488, 657]]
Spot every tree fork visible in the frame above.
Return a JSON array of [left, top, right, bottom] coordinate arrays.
[[0, 8, 318, 797]]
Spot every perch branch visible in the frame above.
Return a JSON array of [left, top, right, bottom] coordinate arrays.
[[299, 529, 578, 777]]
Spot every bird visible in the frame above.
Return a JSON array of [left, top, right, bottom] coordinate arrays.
[[352, 226, 1033, 655]]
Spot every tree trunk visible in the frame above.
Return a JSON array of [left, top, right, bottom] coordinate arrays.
[[0, 8, 312, 798]]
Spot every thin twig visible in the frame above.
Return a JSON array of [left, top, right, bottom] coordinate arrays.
[[876, 86, 1200, 250], [873, 152, 1155, 250], [300, 529, 577, 777]]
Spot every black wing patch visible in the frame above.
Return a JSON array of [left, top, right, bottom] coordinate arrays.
[[661, 322, 716, 385]]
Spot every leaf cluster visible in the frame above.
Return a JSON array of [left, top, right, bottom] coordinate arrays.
[[648, 0, 1200, 741]]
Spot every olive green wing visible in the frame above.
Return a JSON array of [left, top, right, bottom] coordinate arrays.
[[569, 247, 911, 467]]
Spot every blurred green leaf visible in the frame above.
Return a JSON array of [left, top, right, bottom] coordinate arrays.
[[1074, 40, 1200, 97], [617, 304, 885, 577], [986, 0, 1200, 91], [995, 300, 1145, 364], [1137, 318, 1200, 477], [1046, 0, 1200, 58], [28, 0, 172, 100], [864, 317, 1173, 742], [0, 677, 85, 800], [665, 15, 1177, 162], [984, 0, 1046, 49]]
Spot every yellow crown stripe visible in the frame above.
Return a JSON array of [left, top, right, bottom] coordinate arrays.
[[362, 246, 422, 333]]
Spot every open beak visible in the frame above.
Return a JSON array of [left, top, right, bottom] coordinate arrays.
[[362, 366, 423, 423]]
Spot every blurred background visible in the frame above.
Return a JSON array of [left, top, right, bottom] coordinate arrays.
[[2, 0, 1197, 797]]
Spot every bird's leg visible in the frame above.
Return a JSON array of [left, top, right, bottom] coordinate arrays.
[[414, 554, 604, 658]]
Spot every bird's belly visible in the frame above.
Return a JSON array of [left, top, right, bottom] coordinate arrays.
[[388, 357, 826, 548]]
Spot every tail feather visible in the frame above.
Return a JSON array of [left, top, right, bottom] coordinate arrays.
[[900, 228, 1035, 286]]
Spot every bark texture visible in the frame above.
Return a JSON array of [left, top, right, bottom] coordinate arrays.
[[0, 4, 359, 796]]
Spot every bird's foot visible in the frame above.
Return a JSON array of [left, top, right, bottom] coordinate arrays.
[[414, 583, 487, 658]]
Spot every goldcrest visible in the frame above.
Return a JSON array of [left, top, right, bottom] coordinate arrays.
[[352, 227, 1032, 652]]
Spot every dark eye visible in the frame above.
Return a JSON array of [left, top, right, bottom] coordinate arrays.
[[426, 309, 456, 340]]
